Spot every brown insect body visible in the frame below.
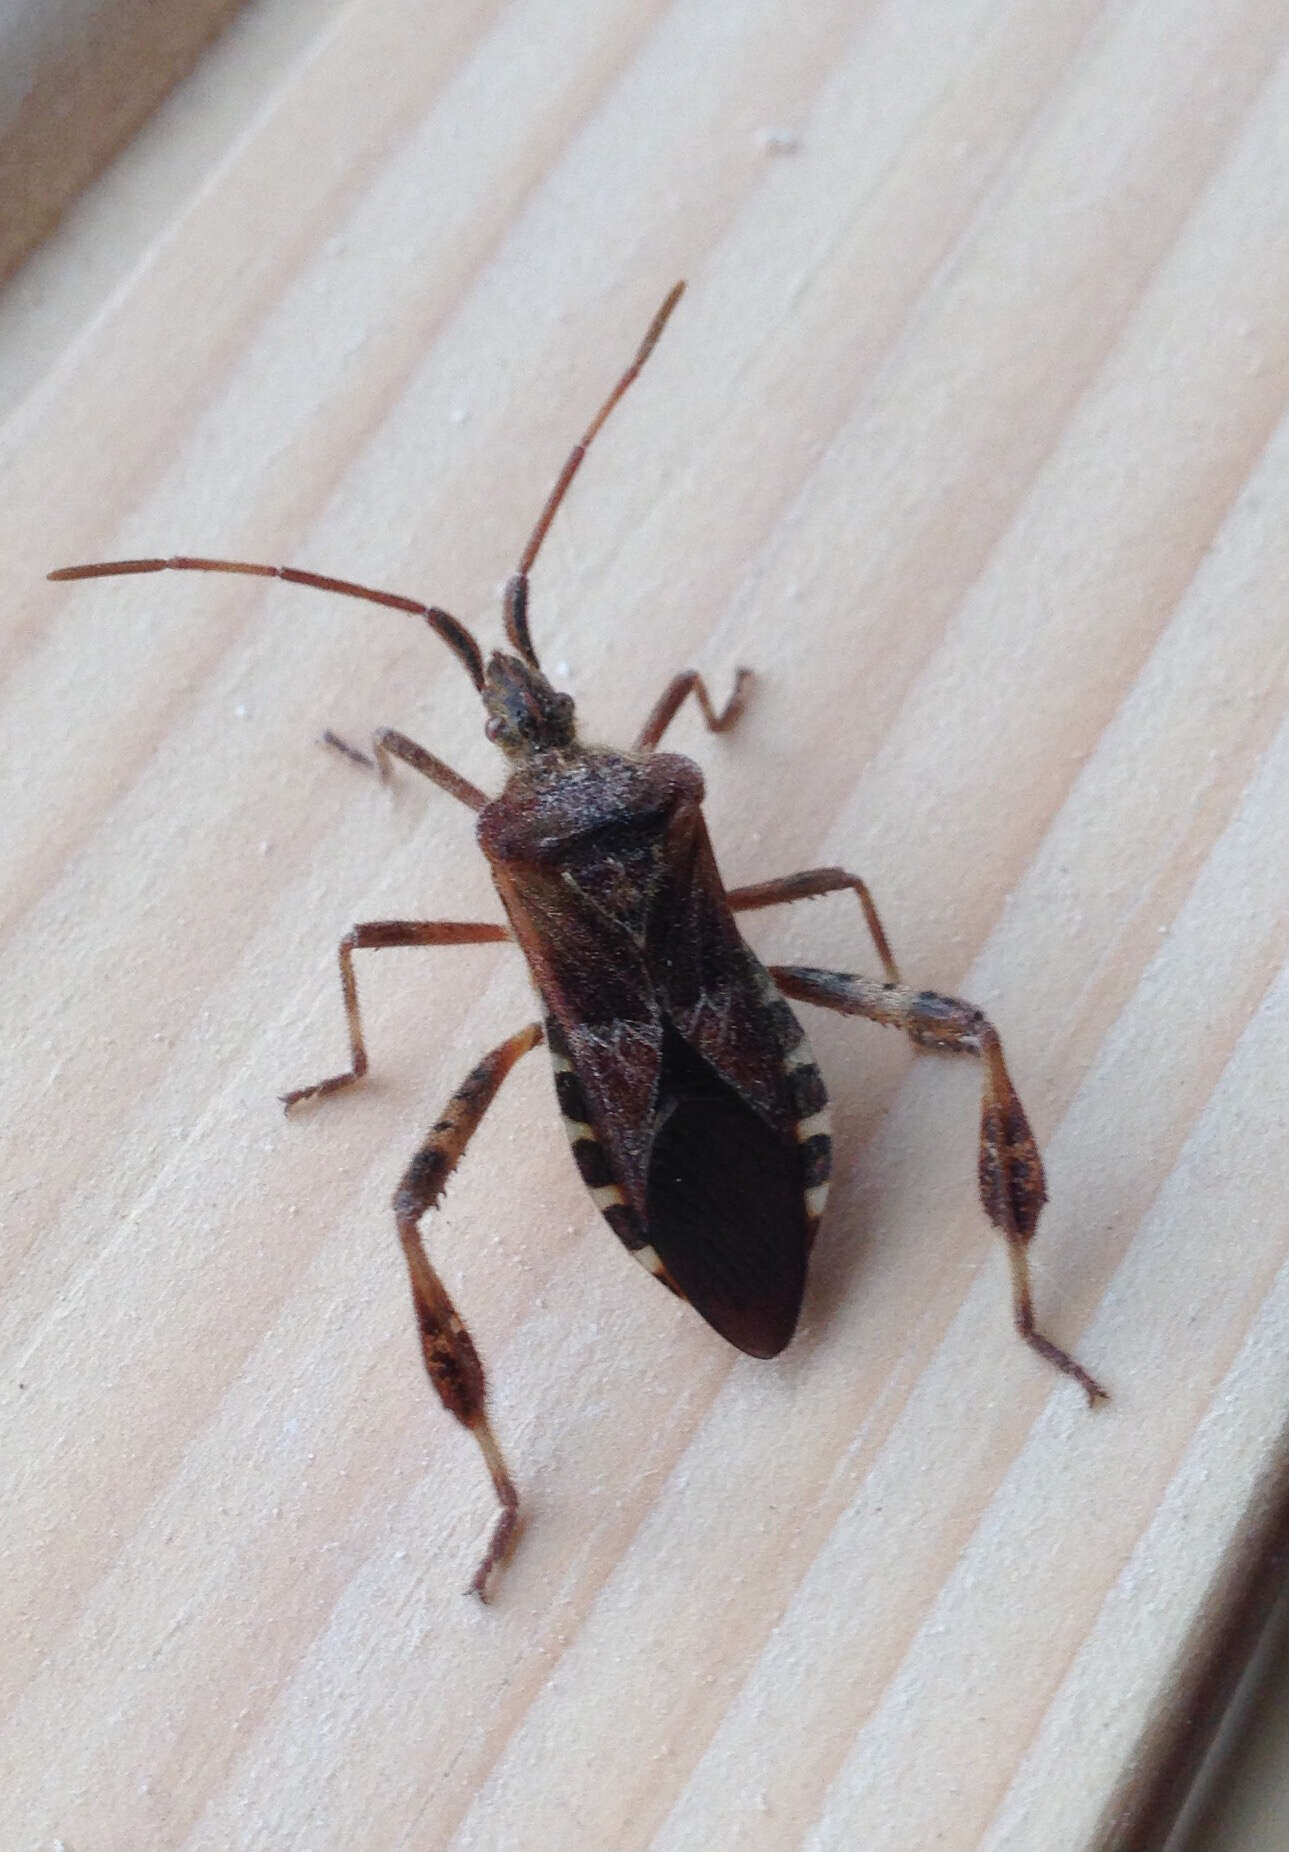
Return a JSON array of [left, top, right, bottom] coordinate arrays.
[[51, 282, 1105, 1600], [479, 725, 823, 1358]]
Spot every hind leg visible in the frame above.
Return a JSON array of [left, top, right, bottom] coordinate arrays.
[[770, 965, 1106, 1406], [391, 1021, 544, 1599]]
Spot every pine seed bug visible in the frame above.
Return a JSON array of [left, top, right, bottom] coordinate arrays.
[[51, 282, 1107, 1599]]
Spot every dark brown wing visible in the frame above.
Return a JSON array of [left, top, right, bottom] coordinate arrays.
[[643, 1019, 808, 1356], [483, 757, 825, 1358], [488, 851, 664, 1214], [644, 804, 819, 1356]]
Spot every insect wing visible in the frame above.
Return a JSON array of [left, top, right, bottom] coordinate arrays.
[[648, 815, 822, 1356], [641, 1014, 810, 1356], [494, 801, 824, 1358]]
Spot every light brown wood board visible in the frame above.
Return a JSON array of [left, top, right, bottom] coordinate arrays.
[[0, 0, 249, 283], [4, 3, 1289, 1848]]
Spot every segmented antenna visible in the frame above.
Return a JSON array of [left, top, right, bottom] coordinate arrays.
[[47, 555, 486, 691], [502, 281, 685, 669], [50, 283, 689, 692]]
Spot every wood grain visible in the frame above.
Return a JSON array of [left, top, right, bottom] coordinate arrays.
[[0, 0, 248, 283], [4, 3, 1289, 1848]]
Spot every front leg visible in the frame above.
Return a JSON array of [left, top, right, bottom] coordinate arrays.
[[321, 726, 489, 812], [770, 965, 1107, 1407], [633, 668, 753, 753]]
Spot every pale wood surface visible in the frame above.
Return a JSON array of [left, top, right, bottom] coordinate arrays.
[[0, 0, 248, 282], [5, 4, 1289, 1849]]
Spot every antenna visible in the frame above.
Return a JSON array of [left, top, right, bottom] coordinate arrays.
[[502, 281, 685, 668], [47, 554, 486, 691]]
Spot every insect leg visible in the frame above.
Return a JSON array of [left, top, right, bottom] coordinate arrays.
[[393, 1020, 544, 1598], [633, 668, 754, 753], [281, 920, 511, 1109], [322, 726, 488, 812], [768, 965, 1107, 1407], [728, 867, 901, 985]]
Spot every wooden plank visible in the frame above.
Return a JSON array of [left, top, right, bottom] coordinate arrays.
[[4, 2, 1289, 1847], [0, 0, 249, 282]]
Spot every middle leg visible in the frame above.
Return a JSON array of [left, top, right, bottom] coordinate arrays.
[[282, 919, 511, 1109], [728, 867, 902, 986]]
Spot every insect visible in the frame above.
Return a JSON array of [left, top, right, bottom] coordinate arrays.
[[51, 283, 1106, 1598]]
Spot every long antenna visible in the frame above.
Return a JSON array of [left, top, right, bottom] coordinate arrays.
[[47, 554, 486, 690], [503, 281, 686, 668], [51, 287, 688, 688]]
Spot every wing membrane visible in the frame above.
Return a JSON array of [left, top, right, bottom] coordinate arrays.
[[490, 791, 817, 1356]]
